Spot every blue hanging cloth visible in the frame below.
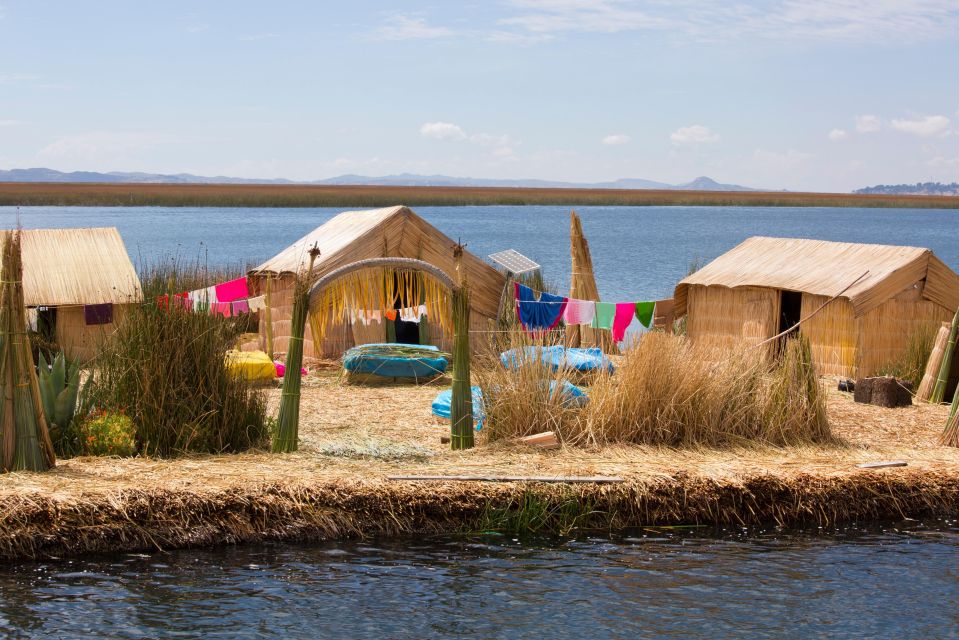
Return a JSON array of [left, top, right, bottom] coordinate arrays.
[[514, 282, 568, 336]]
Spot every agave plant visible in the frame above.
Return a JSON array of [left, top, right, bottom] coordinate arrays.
[[37, 351, 80, 442]]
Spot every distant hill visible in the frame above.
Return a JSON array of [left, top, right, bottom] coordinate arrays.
[[855, 182, 959, 196], [0, 167, 762, 192]]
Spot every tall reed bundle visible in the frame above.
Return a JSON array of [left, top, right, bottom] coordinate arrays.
[[273, 248, 320, 453], [930, 309, 959, 404], [566, 211, 613, 352], [450, 282, 474, 449], [940, 397, 959, 447], [0, 231, 56, 471], [917, 323, 951, 401]]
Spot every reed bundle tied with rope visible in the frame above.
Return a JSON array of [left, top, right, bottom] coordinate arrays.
[[0, 230, 55, 472]]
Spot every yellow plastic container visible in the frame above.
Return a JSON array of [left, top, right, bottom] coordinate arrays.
[[225, 350, 276, 382]]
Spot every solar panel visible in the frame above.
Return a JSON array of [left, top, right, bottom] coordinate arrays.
[[488, 249, 540, 275]]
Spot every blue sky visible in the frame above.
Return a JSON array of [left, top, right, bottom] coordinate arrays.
[[1, 1, 958, 191]]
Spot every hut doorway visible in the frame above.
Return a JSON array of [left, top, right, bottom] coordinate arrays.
[[391, 273, 421, 345], [778, 290, 802, 345]]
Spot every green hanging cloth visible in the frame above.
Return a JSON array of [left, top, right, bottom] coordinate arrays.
[[591, 302, 616, 330], [635, 301, 656, 329]]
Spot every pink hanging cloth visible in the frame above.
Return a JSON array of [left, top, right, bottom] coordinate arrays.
[[611, 303, 636, 342], [213, 302, 232, 317], [214, 277, 250, 303], [563, 298, 596, 325]]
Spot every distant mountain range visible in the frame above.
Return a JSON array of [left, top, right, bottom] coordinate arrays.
[[0, 167, 759, 191], [854, 182, 959, 196]]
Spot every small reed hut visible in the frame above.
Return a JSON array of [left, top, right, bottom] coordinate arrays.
[[673, 236, 959, 378], [2, 227, 142, 361], [249, 206, 507, 358]]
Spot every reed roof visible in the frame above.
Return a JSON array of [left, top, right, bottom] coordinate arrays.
[[251, 205, 507, 317], [1, 227, 142, 306], [675, 236, 959, 317]]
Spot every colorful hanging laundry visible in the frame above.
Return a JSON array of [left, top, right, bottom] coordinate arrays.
[[563, 298, 596, 326], [212, 302, 232, 317], [514, 283, 567, 334], [84, 303, 113, 326], [635, 301, 656, 329], [385, 310, 398, 321], [612, 303, 636, 342], [591, 302, 616, 331], [215, 277, 249, 303], [232, 299, 250, 315], [351, 310, 382, 325], [173, 292, 191, 310], [192, 296, 209, 313], [247, 295, 267, 312], [399, 305, 427, 323]]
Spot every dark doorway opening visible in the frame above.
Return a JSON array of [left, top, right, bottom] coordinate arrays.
[[778, 290, 802, 351], [391, 275, 420, 345]]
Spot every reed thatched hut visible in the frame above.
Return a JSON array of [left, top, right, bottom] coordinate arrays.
[[250, 206, 507, 358], [674, 236, 959, 378], [5, 227, 143, 361]]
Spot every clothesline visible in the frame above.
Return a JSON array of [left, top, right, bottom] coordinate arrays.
[[514, 282, 658, 342]]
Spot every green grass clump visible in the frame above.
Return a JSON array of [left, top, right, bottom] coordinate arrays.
[[81, 263, 268, 457], [877, 324, 937, 390]]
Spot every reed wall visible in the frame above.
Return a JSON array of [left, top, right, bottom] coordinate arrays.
[[800, 294, 857, 377], [855, 297, 951, 377], [685, 285, 778, 352], [56, 304, 131, 362]]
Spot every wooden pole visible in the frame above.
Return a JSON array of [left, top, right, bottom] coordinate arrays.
[[264, 275, 274, 360], [450, 243, 474, 450]]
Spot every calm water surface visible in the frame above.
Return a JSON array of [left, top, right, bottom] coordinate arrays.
[[2, 205, 957, 300], [3, 204, 959, 638], [1, 522, 957, 639]]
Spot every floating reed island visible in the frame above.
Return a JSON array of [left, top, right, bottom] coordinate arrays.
[[2, 207, 959, 561]]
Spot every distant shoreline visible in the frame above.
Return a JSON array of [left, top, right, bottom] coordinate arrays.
[[1, 182, 959, 209]]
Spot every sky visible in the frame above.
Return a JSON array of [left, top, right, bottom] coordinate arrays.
[[1, 1, 958, 192]]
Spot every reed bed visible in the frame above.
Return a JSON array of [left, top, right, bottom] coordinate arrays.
[[3, 182, 959, 209], [80, 262, 269, 457], [479, 332, 832, 448]]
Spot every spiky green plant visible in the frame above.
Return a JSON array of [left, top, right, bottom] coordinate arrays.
[[37, 351, 80, 453]]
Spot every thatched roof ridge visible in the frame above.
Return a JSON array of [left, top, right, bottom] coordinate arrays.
[[252, 205, 406, 275], [250, 205, 507, 318], [1, 227, 142, 306], [674, 236, 959, 317]]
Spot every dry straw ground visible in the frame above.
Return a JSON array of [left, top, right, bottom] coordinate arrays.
[[2, 369, 958, 559]]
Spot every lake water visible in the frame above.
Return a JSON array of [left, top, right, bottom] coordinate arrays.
[[1, 521, 957, 639], [3, 204, 959, 638], [2, 205, 957, 301]]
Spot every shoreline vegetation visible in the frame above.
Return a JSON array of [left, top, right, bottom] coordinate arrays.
[[2, 182, 959, 209], [2, 369, 958, 561]]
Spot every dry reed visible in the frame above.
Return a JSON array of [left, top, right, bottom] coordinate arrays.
[[480, 332, 832, 448]]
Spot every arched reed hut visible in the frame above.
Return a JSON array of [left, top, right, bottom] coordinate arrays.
[[250, 206, 507, 358], [673, 236, 959, 378], [4, 227, 143, 361]]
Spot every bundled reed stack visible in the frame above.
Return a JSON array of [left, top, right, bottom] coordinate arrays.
[[272, 245, 320, 453], [930, 309, 959, 405], [0, 231, 55, 472], [566, 211, 613, 352], [917, 322, 952, 401], [450, 244, 474, 449]]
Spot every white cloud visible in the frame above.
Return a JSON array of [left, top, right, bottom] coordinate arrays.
[[239, 33, 279, 42], [184, 24, 209, 33], [420, 121, 467, 141], [495, 0, 959, 43], [0, 119, 20, 127], [37, 131, 185, 164], [0, 72, 40, 85], [670, 125, 719, 145], [890, 115, 951, 137], [854, 114, 881, 133], [601, 133, 630, 145], [485, 30, 554, 45], [372, 15, 454, 40], [828, 128, 848, 141]]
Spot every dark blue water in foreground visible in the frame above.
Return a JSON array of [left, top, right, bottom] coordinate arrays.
[[2, 205, 957, 301], [1, 521, 957, 639]]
